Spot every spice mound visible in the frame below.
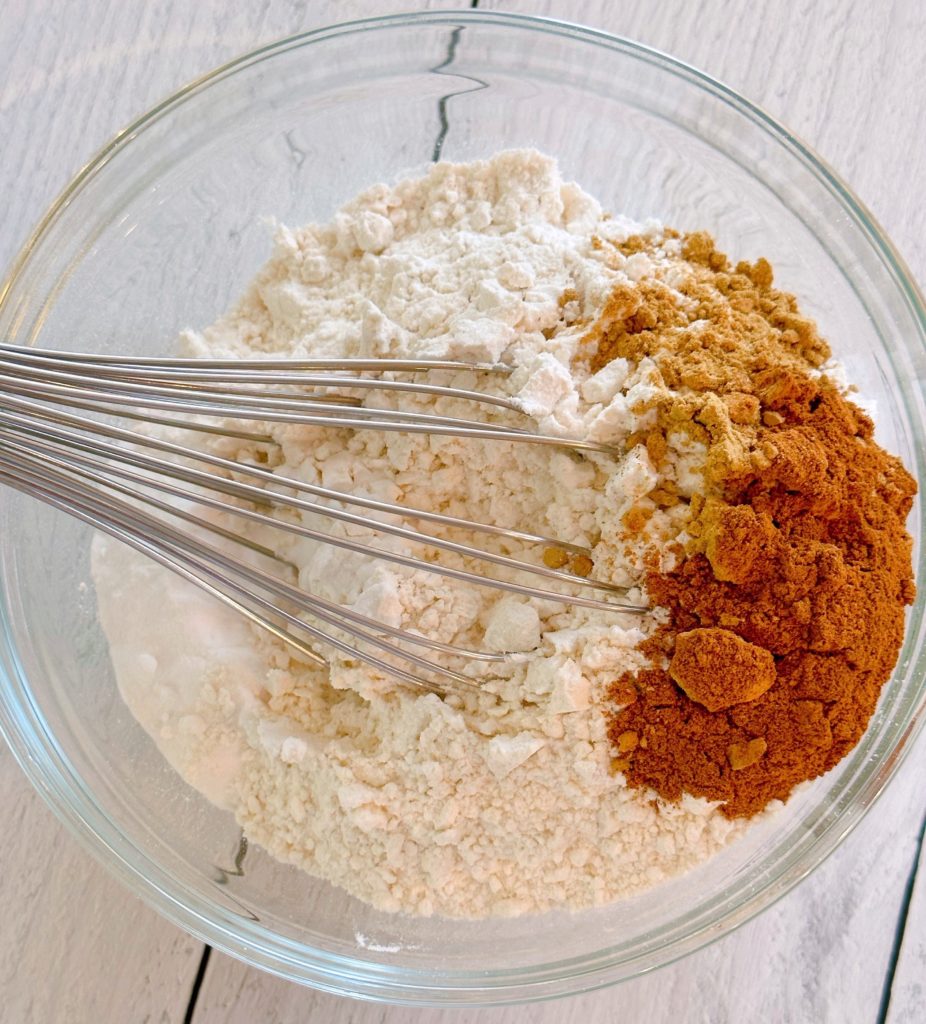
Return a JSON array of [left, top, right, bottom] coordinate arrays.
[[599, 233, 916, 818], [91, 151, 915, 919]]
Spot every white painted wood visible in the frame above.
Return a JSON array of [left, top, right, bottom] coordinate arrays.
[[887, 830, 926, 1024], [500, 0, 926, 281], [0, 0, 463, 276], [1, 1, 925, 1022], [0, 744, 202, 1024]]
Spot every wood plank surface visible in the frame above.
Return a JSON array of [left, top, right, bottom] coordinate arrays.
[[0, 745, 202, 1024], [886, 818, 926, 1024], [1, 1, 924, 1022]]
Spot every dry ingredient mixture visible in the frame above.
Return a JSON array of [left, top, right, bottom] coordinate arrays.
[[92, 151, 915, 918]]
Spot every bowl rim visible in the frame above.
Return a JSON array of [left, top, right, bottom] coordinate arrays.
[[1, 8, 925, 1007]]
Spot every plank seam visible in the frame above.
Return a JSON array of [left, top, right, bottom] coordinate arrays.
[[877, 806, 926, 1024], [184, 945, 213, 1024]]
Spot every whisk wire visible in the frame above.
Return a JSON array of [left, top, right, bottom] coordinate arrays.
[[0, 344, 647, 695], [0, 346, 619, 456], [0, 390, 600, 561], [0, 452, 481, 694], [5, 420, 633, 613], [2, 437, 507, 663]]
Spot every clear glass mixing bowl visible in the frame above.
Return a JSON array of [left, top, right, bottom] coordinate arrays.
[[0, 10, 924, 1007]]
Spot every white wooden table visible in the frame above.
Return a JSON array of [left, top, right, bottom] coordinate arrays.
[[2, 2, 925, 1021]]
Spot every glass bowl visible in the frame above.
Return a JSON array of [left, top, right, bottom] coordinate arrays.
[[0, 10, 924, 1007]]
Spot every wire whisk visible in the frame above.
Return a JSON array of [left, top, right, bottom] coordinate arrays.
[[0, 343, 646, 696]]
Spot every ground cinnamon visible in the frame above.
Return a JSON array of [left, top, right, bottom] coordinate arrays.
[[669, 627, 776, 711], [592, 233, 916, 818]]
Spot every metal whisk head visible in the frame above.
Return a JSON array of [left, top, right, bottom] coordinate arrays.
[[0, 343, 646, 696]]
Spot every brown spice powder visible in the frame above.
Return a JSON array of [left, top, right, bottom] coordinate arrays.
[[583, 232, 832, 495], [591, 232, 916, 818]]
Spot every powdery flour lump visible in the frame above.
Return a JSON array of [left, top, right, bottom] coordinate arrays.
[[93, 149, 897, 919]]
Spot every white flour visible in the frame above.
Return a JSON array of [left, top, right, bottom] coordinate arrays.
[[92, 151, 753, 918]]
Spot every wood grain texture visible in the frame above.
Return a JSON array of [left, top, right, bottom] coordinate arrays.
[[887, 824, 926, 1024], [1, 1, 924, 1022], [0, 745, 202, 1024], [502, 0, 926, 281], [0, 0, 463, 275]]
